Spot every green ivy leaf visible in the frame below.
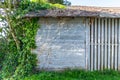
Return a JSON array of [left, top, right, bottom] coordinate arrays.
[[0, 28, 2, 32]]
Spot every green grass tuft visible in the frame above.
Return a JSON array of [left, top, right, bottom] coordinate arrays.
[[22, 69, 120, 80]]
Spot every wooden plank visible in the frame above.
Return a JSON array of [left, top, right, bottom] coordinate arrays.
[[114, 18, 118, 70], [101, 18, 104, 70], [104, 18, 108, 69], [118, 19, 120, 70], [108, 18, 111, 69], [98, 18, 101, 70], [103, 19, 105, 69], [96, 18, 99, 70], [111, 18, 114, 69], [94, 18, 97, 70], [110, 18, 112, 69], [90, 18, 94, 71], [93, 19, 95, 70], [117, 19, 119, 70], [103, 18, 105, 70]]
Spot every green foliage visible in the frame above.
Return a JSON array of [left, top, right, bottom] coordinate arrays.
[[23, 70, 120, 80], [30, 0, 64, 4], [0, 37, 7, 71], [1, 52, 19, 79], [0, 0, 66, 79], [0, 1, 40, 79], [29, 0, 66, 9], [13, 50, 37, 79], [30, 0, 48, 3], [51, 3, 66, 8], [48, 0, 64, 4], [19, 0, 53, 11], [0, 18, 39, 79]]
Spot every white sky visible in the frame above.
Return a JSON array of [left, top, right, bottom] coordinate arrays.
[[69, 0, 120, 7]]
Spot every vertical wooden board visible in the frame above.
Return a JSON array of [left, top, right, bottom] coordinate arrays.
[[117, 19, 119, 70], [103, 19, 105, 69], [104, 18, 108, 69], [94, 18, 97, 70], [108, 18, 111, 69], [93, 18, 95, 70], [90, 18, 94, 71], [98, 18, 101, 70], [114, 19, 118, 70], [101, 18, 104, 70], [111, 18, 114, 69], [88, 18, 120, 71], [118, 19, 120, 70]]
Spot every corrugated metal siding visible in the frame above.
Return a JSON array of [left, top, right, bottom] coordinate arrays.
[[89, 18, 120, 71]]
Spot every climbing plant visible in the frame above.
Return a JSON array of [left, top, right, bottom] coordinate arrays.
[[0, 0, 65, 79]]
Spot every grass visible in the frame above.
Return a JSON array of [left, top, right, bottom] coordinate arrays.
[[23, 69, 120, 80]]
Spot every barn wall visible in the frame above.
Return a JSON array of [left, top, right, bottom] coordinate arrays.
[[33, 18, 88, 70], [88, 18, 120, 71]]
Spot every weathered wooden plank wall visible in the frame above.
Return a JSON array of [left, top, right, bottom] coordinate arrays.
[[89, 18, 120, 71], [33, 17, 120, 71]]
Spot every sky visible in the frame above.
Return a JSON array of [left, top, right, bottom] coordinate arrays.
[[69, 0, 120, 7]]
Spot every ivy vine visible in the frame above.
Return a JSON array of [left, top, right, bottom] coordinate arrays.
[[0, 0, 65, 79]]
